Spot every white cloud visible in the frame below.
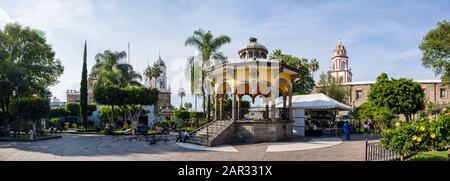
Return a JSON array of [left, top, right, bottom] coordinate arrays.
[[0, 7, 11, 25]]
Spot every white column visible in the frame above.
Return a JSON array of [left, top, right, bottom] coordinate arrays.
[[232, 94, 236, 121]]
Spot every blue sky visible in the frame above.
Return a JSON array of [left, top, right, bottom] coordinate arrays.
[[0, 0, 449, 107]]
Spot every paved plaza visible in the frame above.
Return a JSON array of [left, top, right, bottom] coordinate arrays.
[[0, 134, 373, 161]]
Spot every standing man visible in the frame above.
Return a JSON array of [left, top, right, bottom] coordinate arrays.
[[343, 120, 351, 141]]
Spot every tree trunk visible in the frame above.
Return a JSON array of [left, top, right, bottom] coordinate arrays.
[[202, 70, 206, 113]]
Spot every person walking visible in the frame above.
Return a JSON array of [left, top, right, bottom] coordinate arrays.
[[343, 120, 351, 141], [363, 121, 369, 139]]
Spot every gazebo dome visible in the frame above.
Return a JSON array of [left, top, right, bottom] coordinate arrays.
[[238, 37, 268, 59]]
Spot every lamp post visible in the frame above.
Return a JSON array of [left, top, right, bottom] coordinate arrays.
[[12, 88, 18, 138]]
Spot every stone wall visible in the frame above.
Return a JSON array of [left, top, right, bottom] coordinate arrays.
[[157, 92, 171, 109], [235, 121, 293, 142], [209, 122, 236, 146]]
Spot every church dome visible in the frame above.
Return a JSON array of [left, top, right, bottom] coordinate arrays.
[[238, 37, 268, 59], [333, 43, 348, 58]]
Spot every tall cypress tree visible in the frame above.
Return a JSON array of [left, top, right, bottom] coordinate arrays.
[[80, 41, 88, 129]]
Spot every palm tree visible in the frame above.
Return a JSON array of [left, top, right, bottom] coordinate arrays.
[[185, 56, 202, 111], [184, 102, 192, 111], [185, 29, 231, 113], [269, 49, 283, 62], [89, 50, 127, 88], [89, 50, 142, 126], [178, 88, 186, 109], [117, 63, 142, 87], [144, 63, 162, 88], [309, 59, 319, 80]]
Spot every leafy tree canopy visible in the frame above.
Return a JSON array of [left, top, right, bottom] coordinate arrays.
[[10, 98, 50, 120], [368, 73, 425, 121], [0, 23, 63, 114], [419, 21, 450, 85], [317, 72, 347, 103], [269, 49, 317, 95]]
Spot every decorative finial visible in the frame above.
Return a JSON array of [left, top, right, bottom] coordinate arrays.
[[158, 49, 161, 59], [249, 37, 257, 42], [339, 36, 342, 45]]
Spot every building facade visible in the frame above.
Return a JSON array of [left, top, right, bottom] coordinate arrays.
[[66, 89, 94, 103], [144, 54, 172, 124], [315, 39, 449, 113], [340, 80, 450, 108]]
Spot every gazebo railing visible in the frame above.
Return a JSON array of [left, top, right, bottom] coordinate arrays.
[[219, 108, 290, 121]]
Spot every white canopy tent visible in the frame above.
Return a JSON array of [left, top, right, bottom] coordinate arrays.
[[274, 93, 353, 111], [258, 93, 352, 136]]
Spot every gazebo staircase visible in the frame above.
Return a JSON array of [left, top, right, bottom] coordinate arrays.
[[185, 119, 234, 146]]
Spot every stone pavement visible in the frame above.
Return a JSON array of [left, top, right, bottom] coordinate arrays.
[[0, 134, 374, 161]]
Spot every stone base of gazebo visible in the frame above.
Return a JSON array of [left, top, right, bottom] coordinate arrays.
[[207, 120, 294, 146], [235, 120, 293, 142]]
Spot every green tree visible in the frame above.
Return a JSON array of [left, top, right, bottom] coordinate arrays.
[[269, 49, 317, 95], [90, 50, 142, 125], [178, 88, 186, 109], [174, 109, 191, 126], [80, 41, 88, 130], [317, 72, 347, 103], [419, 21, 450, 86], [184, 56, 202, 111], [309, 59, 319, 79], [0, 23, 64, 133], [89, 50, 141, 88], [184, 102, 193, 111], [94, 85, 158, 135], [352, 101, 394, 131], [65, 102, 80, 116], [185, 29, 231, 112], [368, 73, 425, 122], [10, 98, 50, 138], [144, 63, 162, 88]]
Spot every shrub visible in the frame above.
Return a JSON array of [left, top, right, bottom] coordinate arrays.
[[175, 126, 195, 133], [147, 129, 158, 135], [174, 110, 190, 121], [65, 102, 80, 116], [190, 112, 205, 119], [49, 108, 69, 118], [381, 115, 450, 157], [159, 120, 176, 128], [64, 122, 70, 130], [49, 118, 61, 126], [71, 123, 78, 129]]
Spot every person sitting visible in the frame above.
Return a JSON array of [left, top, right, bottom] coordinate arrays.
[[182, 131, 190, 143], [175, 132, 183, 143]]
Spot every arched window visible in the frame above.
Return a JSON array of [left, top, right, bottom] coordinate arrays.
[[340, 60, 346, 70]]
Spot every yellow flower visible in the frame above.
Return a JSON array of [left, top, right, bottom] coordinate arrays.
[[430, 133, 436, 139], [412, 135, 417, 141], [420, 126, 425, 131], [417, 137, 422, 142]]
